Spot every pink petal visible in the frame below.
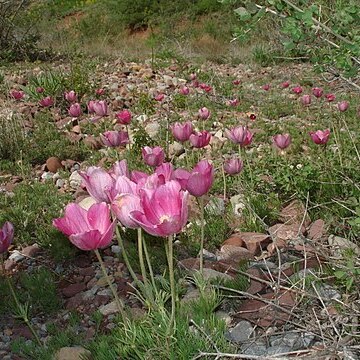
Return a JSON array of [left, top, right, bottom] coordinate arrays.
[[69, 230, 102, 251], [87, 203, 111, 234]]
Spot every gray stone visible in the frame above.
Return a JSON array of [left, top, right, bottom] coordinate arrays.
[[328, 235, 360, 257], [242, 342, 267, 356], [202, 268, 232, 282], [55, 346, 91, 360], [41, 171, 54, 180], [205, 197, 225, 216], [111, 245, 121, 254], [314, 283, 341, 302], [69, 171, 83, 189], [226, 321, 254, 343], [200, 249, 217, 261], [270, 332, 315, 350], [99, 301, 119, 316], [181, 288, 200, 305], [230, 194, 246, 217], [9, 250, 24, 262], [266, 345, 293, 356], [215, 311, 232, 327], [56, 179, 65, 188], [145, 122, 160, 139]]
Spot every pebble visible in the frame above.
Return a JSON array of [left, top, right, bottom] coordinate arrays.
[[9, 250, 24, 262], [314, 283, 341, 302], [111, 245, 121, 254], [41, 171, 54, 180], [226, 320, 254, 343], [200, 249, 217, 261], [69, 171, 83, 189]]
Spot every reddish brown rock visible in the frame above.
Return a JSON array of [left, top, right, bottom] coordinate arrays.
[[268, 223, 306, 243], [78, 266, 95, 277], [267, 239, 287, 254], [46, 156, 63, 173], [222, 235, 244, 248], [21, 244, 41, 257], [227, 232, 270, 255], [83, 135, 102, 149], [308, 219, 325, 241], [65, 293, 84, 310], [62, 283, 86, 298], [279, 200, 311, 227], [218, 245, 253, 263], [246, 268, 267, 295]]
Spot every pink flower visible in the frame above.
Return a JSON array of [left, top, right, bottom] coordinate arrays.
[[309, 129, 330, 145], [281, 81, 290, 88], [39, 96, 54, 107], [225, 126, 253, 147], [142, 146, 165, 167], [53, 202, 115, 251], [79, 167, 115, 203], [36, 87, 44, 93], [96, 88, 105, 96], [87, 100, 96, 114], [262, 84, 270, 91], [0, 222, 14, 253], [199, 83, 212, 92], [10, 90, 24, 100], [68, 103, 82, 117], [110, 175, 137, 201], [130, 180, 188, 237], [312, 87, 323, 98], [116, 110, 132, 125], [190, 73, 197, 81], [292, 86, 303, 94], [93, 100, 108, 117], [249, 113, 256, 121], [232, 79, 241, 85], [186, 160, 214, 197], [198, 107, 210, 120], [301, 95, 311, 106], [273, 134, 291, 149], [112, 193, 141, 228], [108, 159, 129, 179], [154, 93, 165, 102], [189, 131, 211, 148], [179, 86, 190, 95], [64, 90, 77, 103], [325, 93, 336, 102], [223, 158, 243, 175], [101, 131, 129, 147], [228, 99, 239, 107], [337, 101, 349, 112], [155, 162, 174, 183], [171, 168, 190, 190], [131, 170, 149, 184], [192, 80, 200, 88], [171, 121, 193, 142]]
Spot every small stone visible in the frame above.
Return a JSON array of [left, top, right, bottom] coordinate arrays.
[[242, 342, 267, 356], [63, 283, 86, 298], [308, 219, 325, 240], [217, 245, 253, 263], [205, 197, 225, 216], [181, 288, 200, 305], [314, 283, 341, 302], [215, 311, 232, 326], [56, 179, 65, 188], [226, 321, 254, 343], [169, 141, 184, 157], [69, 171, 83, 189], [41, 171, 54, 180], [145, 122, 160, 139], [266, 345, 293, 356], [21, 244, 41, 257], [46, 156, 63, 173], [230, 194, 246, 217], [111, 245, 121, 254], [201, 249, 217, 261], [328, 235, 360, 257], [55, 346, 91, 360], [99, 301, 119, 316], [96, 275, 114, 287], [202, 268, 232, 282], [279, 199, 311, 226], [9, 250, 24, 262]]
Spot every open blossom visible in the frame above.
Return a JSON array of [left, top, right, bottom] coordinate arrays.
[[223, 158, 243, 175], [130, 180, 188, 237], [325, 93, 336, 102], [309, 129, 330, 145], [112, 193, 141, 228], [292, 86, 303, 94], [108, 159, 129, 179], [228, 98, 239, 107], [53, 202, 115, 251], [186, 160, 214, 197], [198, 107, 210, 120], [225, 126, 253, 147], [10, 90, 24, 100], [199, 83, 212, 92], [312, 87, 323, 98], [189, 131, 211, 148], [179, 86, 190, 95], [87, 100, 96, 113], [154, 93, 165, 101], [171, 121, 193, 142], [68, 103, 82, 117], [64, 90, 77, 102], [301, 95, 311, 106], [100, 131, 129, 147], [281, 81, 290, 88], [0, 222, 14, 253], [93, 100, 108, 117], [337, 101, 349, 112], [39, 96, 54, 107], [142, 146, 165, 167], [273, 134, 291, 149]]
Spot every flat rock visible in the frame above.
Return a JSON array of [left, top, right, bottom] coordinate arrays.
[[202, 268, 232, 282], [226, 320, 254, 343], [55, 346, 91, 360], [328, 235, 360, 257], [217, 245, 253, 263], [268, 223, 305, 243], [21, 244, 41, 257], [307, 219, 325, 241], [226, 232, 270, 255], [279, 199, 311, 226], [69, 171, 83, 189], [62, 283, 86, 298], [99, 301, 119, 316]]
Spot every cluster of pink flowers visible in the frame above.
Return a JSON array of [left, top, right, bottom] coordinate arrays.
[[53, 158, 214, 248]]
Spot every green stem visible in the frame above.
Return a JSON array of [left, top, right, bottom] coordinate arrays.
[[222, 164, 226, 201], [166, 234, 176, 335], [115, 226, 142, 289], [142, 235, 158, 297], [199, 196, 205, 275], [94, 249, 126, 320], [137, 228, 148, 286]]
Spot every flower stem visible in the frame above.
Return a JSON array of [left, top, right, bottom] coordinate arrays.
[[222, 164, 226, 201], [94, 249, 126, 320], [142, 235, 158, 297], [166, 234, 176, 334], [115, 225, 142, 289], [199, 196, 205, 274], [137, 228, 148, 285]]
